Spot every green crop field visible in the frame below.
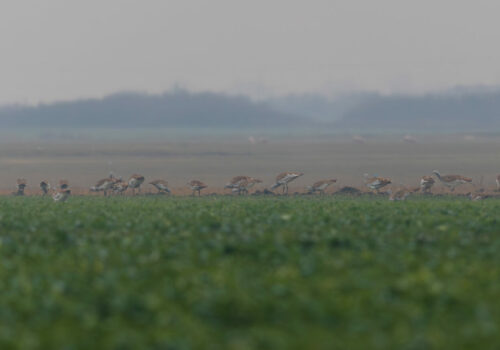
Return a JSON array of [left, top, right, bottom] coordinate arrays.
[[0, 195, 499, 349]]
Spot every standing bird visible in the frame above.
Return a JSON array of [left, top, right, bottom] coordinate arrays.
[[237, 177, 262, 195], [307, 179, 337, 195], [59, 180, 69, 190], [420, 176, 435, 194], [496, 175, 500, 191], [112, 179, 128, 195], [128, 174, 145, 195], [14, 178, 27, 196], [432, 170, 472, 192], [270, 172, 304, 194], [364, 174, 392, 193], [225, 176, 262, 195], [150, 179, 171, 194], [90, 177, 117, 196], [188, 180, 207, 196], [40, 180, 50, 196], [53, 189, 71, 202]]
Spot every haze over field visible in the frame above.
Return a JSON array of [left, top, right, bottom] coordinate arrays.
[[1, 1, 500, 134]]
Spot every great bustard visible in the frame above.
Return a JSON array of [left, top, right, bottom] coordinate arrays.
[[14, 178, 27, 196], [128, 174, 145, 195], [270, 172, 304, 194], [364, 174, 391, 193], [188, 180, 207, 196], [149, 179, 171, 194], [225, 176, 262, 195], [90, 177, 118, 196], [420, 176, 435, 194], [307, 179, 337, 195], [53, 188, 71, 202], [432, 170, 472, 192], [112, 179, 128, 195], [40, 180, 50, 196]]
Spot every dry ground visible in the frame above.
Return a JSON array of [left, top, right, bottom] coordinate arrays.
[[0, 140, 499, 195]]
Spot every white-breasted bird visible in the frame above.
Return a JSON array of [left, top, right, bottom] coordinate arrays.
[[270, 172, 304, 194], [149, 179, 171, 194], [420, 176, 435, 193], [112, 180, 128, 195], [188, 180, 207, 196], [432, 170, 472, 192], [307, 179, 337, 195], [53, 188, 71, 202], [90, 177, 118, 196], [128, 174, 145, 195], [225, 176, 262, 195], [364, 174, 392, 193]]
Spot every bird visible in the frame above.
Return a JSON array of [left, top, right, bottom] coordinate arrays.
[[14, 178, 27, 196], [59, 180, 69, 190], [496, 175, 500, 191], [236, 177, 262, 195], [432, 170, 472, 192], [225, 176, 262, 195], [112, 179, 128, 195], [90, 177, 118, 196], [307, 179, 337, 195], [270, 172, 304, 194], [149, 179, 171, 194], [364, 174, 392, 193], [388, 188, 411, 201], [128, 174, 145, 195], [420, 176, 435, 194], [188, 180, 207, 196], [53, 188, 71, 202], [40, 180, 50, 196], [225, 175, 250, 192]]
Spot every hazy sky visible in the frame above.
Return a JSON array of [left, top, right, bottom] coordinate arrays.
[[1, 0, 499, 104]]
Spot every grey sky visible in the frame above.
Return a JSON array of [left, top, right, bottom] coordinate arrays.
[[1, 0, 499, 104]]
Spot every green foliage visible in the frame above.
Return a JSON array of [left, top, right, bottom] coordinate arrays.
[[0, 196, 499, 349]]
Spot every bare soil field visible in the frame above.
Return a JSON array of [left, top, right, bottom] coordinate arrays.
[[0, 140, 499, 195]]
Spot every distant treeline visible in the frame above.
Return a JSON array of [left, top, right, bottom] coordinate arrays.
[[0, 91, 302, 129], [335, 90, 500, 131], [2, 88, 500, 131]]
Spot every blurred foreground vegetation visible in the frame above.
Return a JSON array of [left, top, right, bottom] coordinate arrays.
[[0, 196, 499, 349]]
